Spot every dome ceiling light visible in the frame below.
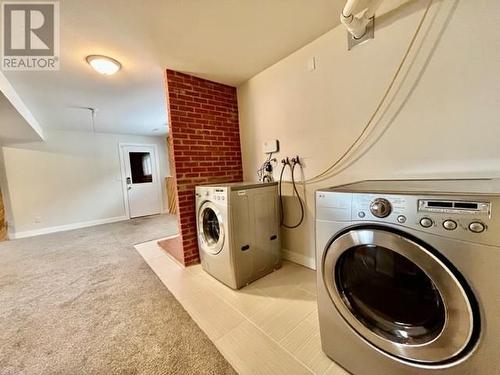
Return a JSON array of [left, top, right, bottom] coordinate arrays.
[[86, 55, 121, 75]]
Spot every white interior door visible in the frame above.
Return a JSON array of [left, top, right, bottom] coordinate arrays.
[[122, 145, 161, 218]]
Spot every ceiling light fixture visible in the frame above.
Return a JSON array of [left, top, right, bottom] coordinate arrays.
[[86, 55, 121, 75]]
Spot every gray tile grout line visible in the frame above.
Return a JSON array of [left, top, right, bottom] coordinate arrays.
[[137, 243, 344, 375], [213, 299, 317, 375], [135, 242, 335, 375], [278, 308, 318, 344], [136, 243, 245, 341]]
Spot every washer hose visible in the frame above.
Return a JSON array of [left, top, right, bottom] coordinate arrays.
[[279, 160, 305, 229]]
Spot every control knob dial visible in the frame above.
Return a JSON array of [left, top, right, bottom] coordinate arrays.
[[370, 198, 392, 218], [469, 222, 485, 233]]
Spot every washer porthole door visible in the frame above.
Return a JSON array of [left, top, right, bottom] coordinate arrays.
[[198, 201, 225, 255], [323, 228, 475, 364]]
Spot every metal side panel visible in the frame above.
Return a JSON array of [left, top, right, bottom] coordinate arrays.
[[230, 190, 254, 286], [231, 185, 281, 288], [252, 187, 281, 274]]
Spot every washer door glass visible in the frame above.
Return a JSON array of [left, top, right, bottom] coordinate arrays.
[[202, 207, 220, 245], [337, 245, 445, 345], [198, 202, 225, 255], [323, 228, 475, 364]]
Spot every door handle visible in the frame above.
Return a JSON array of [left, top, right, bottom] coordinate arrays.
[[126, 177, 132, 184]]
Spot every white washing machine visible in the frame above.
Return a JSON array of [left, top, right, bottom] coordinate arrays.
[[316, 179, 500, 375], [196, 182, 281, 289]]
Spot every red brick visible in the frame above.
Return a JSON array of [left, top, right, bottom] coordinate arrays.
[[164, 69, 243, 265]]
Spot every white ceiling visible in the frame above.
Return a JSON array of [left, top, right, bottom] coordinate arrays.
[[3, 0, 345, 137]]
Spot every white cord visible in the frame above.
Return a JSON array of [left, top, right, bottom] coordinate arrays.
[[305, 0, 434, 185]]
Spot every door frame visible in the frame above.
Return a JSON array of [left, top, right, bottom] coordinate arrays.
[[118, 142, 164, 219]]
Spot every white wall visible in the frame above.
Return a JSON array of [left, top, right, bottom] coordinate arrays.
[[238, 0, 500, 268], [1, 130, 169, 238]]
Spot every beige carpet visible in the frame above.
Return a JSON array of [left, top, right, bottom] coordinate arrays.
[[0, 215, 236, 375]]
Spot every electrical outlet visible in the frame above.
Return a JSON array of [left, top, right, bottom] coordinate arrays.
[[34, 215, 42, 224]]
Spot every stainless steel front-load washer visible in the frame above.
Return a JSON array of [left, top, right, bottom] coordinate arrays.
[[196, 182, 281, 289], [316, 179, 500, 375]]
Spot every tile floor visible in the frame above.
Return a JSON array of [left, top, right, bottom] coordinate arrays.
[[135, 239, 349, 375]]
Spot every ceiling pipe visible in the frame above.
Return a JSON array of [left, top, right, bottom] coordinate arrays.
[[340, 0, 384, 39]]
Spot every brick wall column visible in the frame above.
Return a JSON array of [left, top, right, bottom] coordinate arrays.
[[162, 70, 243, 266]]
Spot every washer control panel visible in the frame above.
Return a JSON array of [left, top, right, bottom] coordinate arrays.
[[352, 194, 409, 224], [317, 188, 500, 246], [345, 193, 494, 243], [195, 187, 227, 202], [212, 188, 227, 201], [417, 199, 490, 234]]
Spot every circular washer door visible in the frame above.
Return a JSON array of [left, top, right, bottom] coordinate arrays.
[[323, 228, 475, 364], [198, 201, 225, 255]]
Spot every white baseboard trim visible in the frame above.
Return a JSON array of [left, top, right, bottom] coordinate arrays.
[[281, 248, 316, 270], [9, 216, 129, 239]]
